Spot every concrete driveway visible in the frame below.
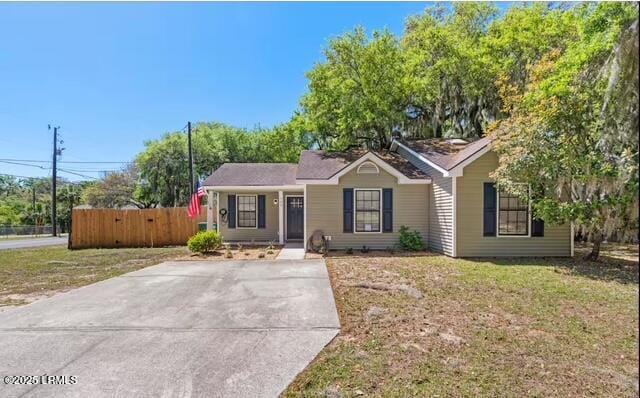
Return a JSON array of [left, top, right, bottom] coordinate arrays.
[[0, 259, 340, 398], [0, 236, 67, 250]]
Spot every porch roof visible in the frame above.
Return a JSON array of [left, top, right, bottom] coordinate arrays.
[[203, 163, 298, 187]]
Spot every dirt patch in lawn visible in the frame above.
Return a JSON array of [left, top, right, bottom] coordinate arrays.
[[306, 249, 439, 260], [176, 245, 282, 261], [575, 241, 639, 265], [0, 246, 188, 308], [283, 251, 639, 397]]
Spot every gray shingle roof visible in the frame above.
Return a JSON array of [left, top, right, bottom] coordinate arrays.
[[401, 137, 491, 171], [296, 150, 353, 179], [296, 150, 429, 180], [203, 163, 298, 186]]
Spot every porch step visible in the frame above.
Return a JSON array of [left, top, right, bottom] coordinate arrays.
[[276, 243, 305, 260]]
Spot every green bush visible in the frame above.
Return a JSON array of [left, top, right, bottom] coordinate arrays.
[[399, 226, 425, 251], [187, 231, 223, 254]]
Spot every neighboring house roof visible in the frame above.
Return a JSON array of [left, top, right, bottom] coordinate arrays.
[[296, 150, 429, 180], [401, 137, 492, 171], [203, 163, 298, 186]]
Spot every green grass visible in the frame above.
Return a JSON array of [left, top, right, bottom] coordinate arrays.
[[284, 252, 639, 397], [0, 246, 188, 307]]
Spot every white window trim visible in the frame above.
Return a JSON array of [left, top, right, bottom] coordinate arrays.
[[236, 194, 258, 229], [357, 161, 379, 174], [284, 194, 304, 241], [353, 188, 383, 234], [496, 184, 531, 238]]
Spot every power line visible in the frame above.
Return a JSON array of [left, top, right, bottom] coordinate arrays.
[[0, 158, 131, 164], [58, 160, 131, 164], [0, 160, 49, 169], [57, 167, 121, 172], [0, 173, 91, 186], [57, 168, 99, 180], [0, 161, 114, 177], [0, 158, 52, 163]]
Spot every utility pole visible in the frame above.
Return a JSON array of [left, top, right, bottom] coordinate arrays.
[[50, 125, 63, 236], [31, 183, 36, 233], [187, 121, 194, 196], [32, 185, 36, 225], [51, 126, 58, 236]]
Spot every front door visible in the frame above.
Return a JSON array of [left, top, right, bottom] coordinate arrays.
[[286, 197, 304, 240]]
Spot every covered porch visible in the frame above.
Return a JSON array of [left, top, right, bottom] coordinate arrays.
[[205, 186, 306, 245]]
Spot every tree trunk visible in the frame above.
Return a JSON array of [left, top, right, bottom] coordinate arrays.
[[585, 234, 602, 261]]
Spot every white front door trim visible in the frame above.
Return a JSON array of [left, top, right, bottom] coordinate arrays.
[[285, 195, 304, 241]]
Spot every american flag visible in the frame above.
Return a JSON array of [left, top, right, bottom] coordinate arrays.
[[187, 180, 206, 219]]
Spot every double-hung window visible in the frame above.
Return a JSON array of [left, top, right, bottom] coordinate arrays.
[[355, 189, 381, 232], [237, 195, 257, 228], [498, 185, 529, 236]]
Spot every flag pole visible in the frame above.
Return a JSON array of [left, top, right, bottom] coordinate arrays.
[[187, 121, 194, 197]]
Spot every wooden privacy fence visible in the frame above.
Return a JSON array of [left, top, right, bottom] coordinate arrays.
[[70, 207, 206, 249]]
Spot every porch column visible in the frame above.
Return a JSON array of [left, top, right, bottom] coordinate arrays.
[[278, 190, 284, 244], [303, 184, 307, 251], [207, 190, 215, 231], [216, 192, 220, 233]]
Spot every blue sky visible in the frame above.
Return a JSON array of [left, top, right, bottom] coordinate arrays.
[[0, 2, 509, 181]]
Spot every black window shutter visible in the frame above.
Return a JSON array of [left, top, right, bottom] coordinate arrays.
[[532, 217, 544, 237], [483, 183, 496, 237], [343, 188, 353, 233], [228, 194, 236, 229], [382, 188, 393, 232], [257, 195, 266, 229]]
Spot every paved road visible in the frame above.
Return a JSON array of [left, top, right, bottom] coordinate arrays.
[[0, 260, 340, 397], [0, 236, 67, 250]]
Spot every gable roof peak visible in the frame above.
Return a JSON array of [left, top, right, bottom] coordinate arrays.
[[297, 148, 429, 181], [396, 136, 492, 172]]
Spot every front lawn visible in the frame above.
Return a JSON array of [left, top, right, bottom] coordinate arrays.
[[0, 246, 188, 308], [285, 249, 639, 397]]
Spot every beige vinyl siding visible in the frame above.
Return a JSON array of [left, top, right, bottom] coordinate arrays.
[[306, 167, 428, 249], [430, 176, 453, 256], [395, 145, 453, 255], [217, 191, 280, 242], [456, 151, 571, 257]]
